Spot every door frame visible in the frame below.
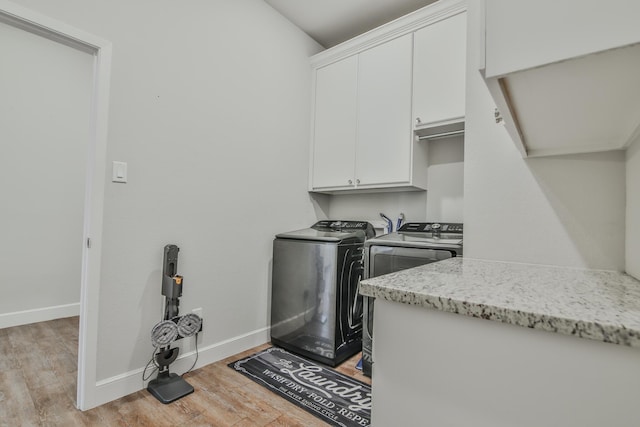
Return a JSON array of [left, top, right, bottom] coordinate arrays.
[[0, 0, 111, 410]]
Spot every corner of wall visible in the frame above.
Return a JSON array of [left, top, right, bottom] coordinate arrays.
[[626, 138, 640, 279]]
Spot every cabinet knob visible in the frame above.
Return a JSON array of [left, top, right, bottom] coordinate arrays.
[[415, 117, 422, 125], [348, 179, 353, 185], [356, 179, 360, 185]]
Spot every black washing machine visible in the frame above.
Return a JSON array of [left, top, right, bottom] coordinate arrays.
[[271, 220, 375, 366]]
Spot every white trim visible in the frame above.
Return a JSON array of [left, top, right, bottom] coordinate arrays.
[[310, 0, 466, 68], [0, 303, 80, 329], [527, 145, 627, 158], [477, 0, 486, 71], [0, 0, 112, 412], [77, 33, 111, 413], [0, 0, 107, 50], [622, 119, 640, 150], [94, 327, 270, 405]]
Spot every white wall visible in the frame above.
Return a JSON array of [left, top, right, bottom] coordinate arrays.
[[325, 191, 427, 232], [627, 138, 640, 279], [425, 135, 464, 222], [326, 135, 465, 228], [10, 0, 323, 398], [0, 21, 92, 325], [464, 1, 626, 270]]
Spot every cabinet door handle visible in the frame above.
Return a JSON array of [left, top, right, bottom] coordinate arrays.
[[356, 179, 360, 185], [348, 179, 353, 185], [415, 117, 422, 125]]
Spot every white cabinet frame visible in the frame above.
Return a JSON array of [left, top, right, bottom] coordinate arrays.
[[308, 0, 467, 193]]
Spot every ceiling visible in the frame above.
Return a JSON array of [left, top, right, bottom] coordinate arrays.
[[264, 0, 438, 48]]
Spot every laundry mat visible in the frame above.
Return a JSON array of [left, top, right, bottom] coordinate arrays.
[[228, 347, 371, 427]]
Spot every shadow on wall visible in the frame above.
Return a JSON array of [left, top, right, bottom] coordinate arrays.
[[309, 192, 331, 220], [325, 191, 428, 226], [265, 258, 273, 332], [526, 150, 626, 271], [626, 138, 640, 278], [426, 135, 464, 222], [305, 138, 468, 227]]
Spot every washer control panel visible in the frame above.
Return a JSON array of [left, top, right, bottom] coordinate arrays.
[[312, 220, 376, 239]]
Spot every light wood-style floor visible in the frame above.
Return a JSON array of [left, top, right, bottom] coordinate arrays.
[[0, 317, 371, 426]]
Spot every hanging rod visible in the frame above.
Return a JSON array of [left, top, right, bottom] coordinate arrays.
[[417, 129, 465, 141]]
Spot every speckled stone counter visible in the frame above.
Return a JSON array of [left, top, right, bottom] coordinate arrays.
[[359, 257, 640, 348]]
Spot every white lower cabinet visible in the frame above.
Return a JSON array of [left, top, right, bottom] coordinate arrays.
[[372, 299, 640, 426]]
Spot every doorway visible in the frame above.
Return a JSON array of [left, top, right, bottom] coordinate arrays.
[[0, 2, 111, 410], [0, 19, 91, 325]]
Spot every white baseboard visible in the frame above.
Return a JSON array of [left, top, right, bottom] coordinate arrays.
[[92, 326, 270, 409], [0, 302, 80, 329]]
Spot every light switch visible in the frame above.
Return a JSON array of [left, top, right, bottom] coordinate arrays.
[[112, 161, 127, 183]]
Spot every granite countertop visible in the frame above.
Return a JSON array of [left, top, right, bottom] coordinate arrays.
[[359, 257, 640, 348]]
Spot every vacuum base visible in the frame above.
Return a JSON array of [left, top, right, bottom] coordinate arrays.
[[147, 372, 194, 404]]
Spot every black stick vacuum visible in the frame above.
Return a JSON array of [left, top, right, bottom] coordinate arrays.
[[147, 244, 195, 404]]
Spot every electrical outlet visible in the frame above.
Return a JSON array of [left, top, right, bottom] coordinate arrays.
[[192, 308, 203, 332], [180, 308, 203, 356]]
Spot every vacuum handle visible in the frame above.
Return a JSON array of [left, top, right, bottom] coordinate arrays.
[[163, 244, 179, 277], [162, 245, 182, 299]]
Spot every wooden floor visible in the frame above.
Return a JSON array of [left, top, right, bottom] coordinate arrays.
[[0, 317, 371, 426]]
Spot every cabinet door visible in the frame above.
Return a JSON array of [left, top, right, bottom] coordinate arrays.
[[356, 34, 413, 187], [311, 56, 358, 190], [413, 12, 466, 127]]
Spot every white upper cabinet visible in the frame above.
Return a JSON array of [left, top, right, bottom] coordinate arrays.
[[308, 0, 466, 193], [311, 56, 358, 189], [480, 0, 640, 157], [356, 34, 413, 187], [413, 11, 467, 138]]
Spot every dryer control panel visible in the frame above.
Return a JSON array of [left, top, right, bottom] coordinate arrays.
[[398, 222, 463, 233]]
